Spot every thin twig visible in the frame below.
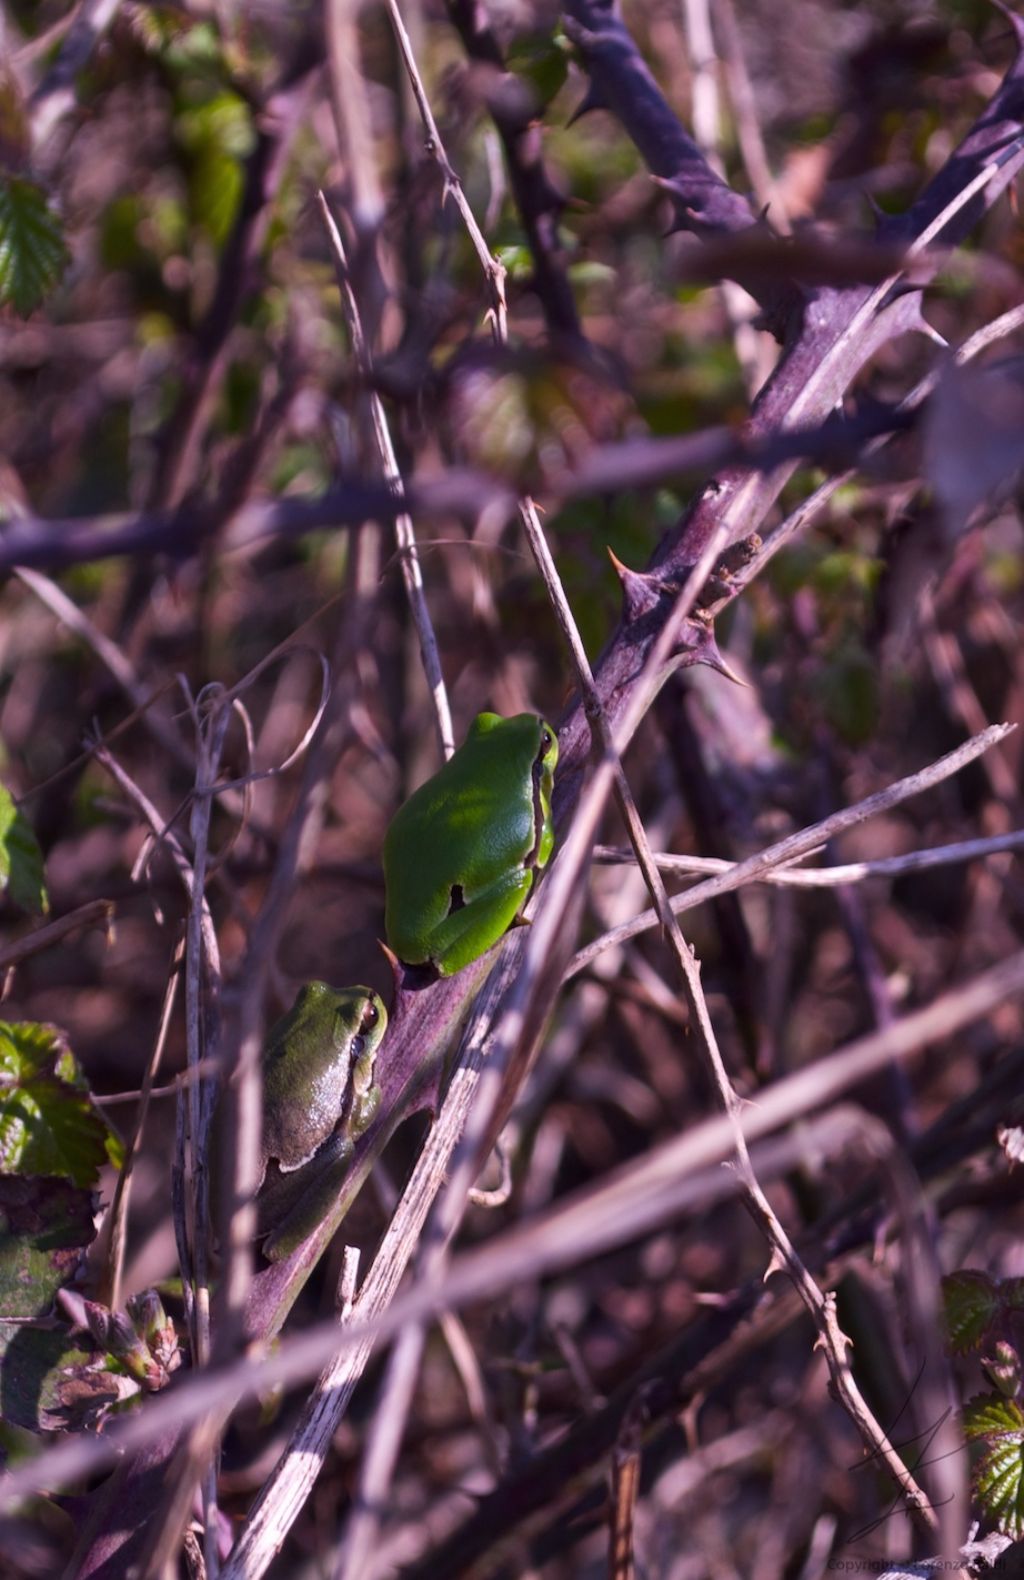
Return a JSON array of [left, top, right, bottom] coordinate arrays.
[[333, 1322, 428, 1580], [921, 601, 1020, 810], [174, 685, 232, 1578], [0, 376, 1002, 579], [317, 192, 454, 759], [91, 743, 219, 1339], [608, 1406, 642, 1580], [570, 723, 1015, 977], [680, 0, 770, 392], [325, 0, 386, 240], [592, 826, 1024, 886], [90, 738, 223, 1574], [13, 2, 85, 66], [28, 0, 123, 150], [103, 941, 183, 1312], [0, 897, 114, 974], [714, 0, 789, 229], [442, 0, 582, 341], [0, 466, 201, 797], [203, 504, 389, 1485], [92, 745, 220, 973], [14, 565, 192, 770], [589, 828, 938, 1529], [385, 0, 508, 340], [729, 302, 1024, 603]]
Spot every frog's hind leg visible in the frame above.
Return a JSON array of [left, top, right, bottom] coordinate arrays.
[[262, 1134, 356, 1262], [431, 869, 534, 976]]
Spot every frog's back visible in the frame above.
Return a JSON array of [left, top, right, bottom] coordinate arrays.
[[262, 983, 353, 1169], [382, 713, 542, 947]]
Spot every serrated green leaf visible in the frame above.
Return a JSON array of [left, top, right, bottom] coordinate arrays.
[[966, 1395, 1024, 1538], [0, 176, 70, 317], [965, 1394, 1024, 1440], [0, 784, 48, 915], [976, 1439, 1024, 1538], [0, 1022, 123, 1187], [945, 1270, 1002, 1352]]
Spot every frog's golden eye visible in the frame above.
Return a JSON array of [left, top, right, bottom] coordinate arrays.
[[540, 727, 555, 756], [359, 999, 380, 1034]]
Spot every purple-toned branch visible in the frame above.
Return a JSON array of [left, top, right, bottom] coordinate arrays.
[[552, 5, 1024, 805]]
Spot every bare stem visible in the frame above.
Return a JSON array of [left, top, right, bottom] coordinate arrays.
[[571, 723, 1016, 976], [317, 191, 454, 760]]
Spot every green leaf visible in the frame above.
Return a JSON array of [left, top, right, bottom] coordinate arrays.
[[0, 784, 48, 915], [815, 638, 878, 746], [0, 1320, 130, 1430], [567, 260, 617, 288], [506, 29, 570, 108], [965, 1394, 1024, 1538], [0, 1021, 123, 1187], [177, 91, 254, 246], [944, 1270, 1003, 1353], [164, 18, 223, 72], [190, 139, 244, 246], [811, 549, 878, 597], [0, 1177, 96, 1319], [0, 176, 70, 317], [965, 1394, 1024, 1440], [494, 244, 534, 281]]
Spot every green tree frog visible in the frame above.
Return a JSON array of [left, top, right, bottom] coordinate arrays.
[[212, 982, 387, 1262], [383, 712, 559, 977]]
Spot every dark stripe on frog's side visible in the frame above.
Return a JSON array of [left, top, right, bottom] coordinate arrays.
[[525, 725, 556, 870]]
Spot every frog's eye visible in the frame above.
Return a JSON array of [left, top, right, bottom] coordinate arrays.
[[358, 999, 380, 1035], [540, 727, 555, 756]]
